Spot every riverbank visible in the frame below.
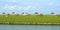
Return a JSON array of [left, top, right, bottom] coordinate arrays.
[[0, 22, 60, 25]]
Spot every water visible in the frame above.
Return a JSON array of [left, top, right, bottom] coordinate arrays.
[[0, 25, 60, 30]]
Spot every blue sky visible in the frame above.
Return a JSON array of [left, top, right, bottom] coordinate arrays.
[[0, 0, 60, 14]]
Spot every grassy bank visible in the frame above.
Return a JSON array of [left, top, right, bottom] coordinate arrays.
[[0, 15, 60, 23]]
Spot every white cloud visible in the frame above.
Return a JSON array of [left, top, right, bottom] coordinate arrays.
[[51, 9, 53, 10], [26, 6, 32, 10], [36, 9, 39, 10], [22, 6, 31, 10], [48, 0, 51, 1], [4, 4, 17, 10], [31, 7, 36, 10], [17, 6, 32, 10], [3, 4, 40, 11], [23, 7, 27, 10], [36, 8, 40, 10], [17, 7, 27, 10], [31, 7, 40, 10], [6, 0, 17, 3], [49, 2, 53, 6], [18, 6, 23, 10]]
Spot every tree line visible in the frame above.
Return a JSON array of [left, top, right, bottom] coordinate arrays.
[[1, 12, 60, 17]]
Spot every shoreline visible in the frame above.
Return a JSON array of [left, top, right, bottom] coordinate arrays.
[[0, 22, 60, 25]]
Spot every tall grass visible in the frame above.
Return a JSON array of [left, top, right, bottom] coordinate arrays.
[[0, 15, 60, 23]]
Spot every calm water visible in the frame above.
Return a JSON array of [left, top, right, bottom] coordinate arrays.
[[0, 25, 60, 30]]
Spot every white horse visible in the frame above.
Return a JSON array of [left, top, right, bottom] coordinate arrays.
[[3, 13, 8, 17]]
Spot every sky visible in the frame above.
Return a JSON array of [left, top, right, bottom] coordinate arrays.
[[0, 0, 60, 14]]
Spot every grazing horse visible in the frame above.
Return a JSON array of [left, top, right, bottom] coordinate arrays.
[[52, 14, 60, 17], [12, 13, 19, 16], [3, 13, 8, 17], [22, 14, 28, 16]]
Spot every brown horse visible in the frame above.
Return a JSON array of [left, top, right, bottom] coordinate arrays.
[[3, 13, 8, 17]]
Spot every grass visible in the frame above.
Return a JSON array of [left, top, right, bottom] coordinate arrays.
[[0, 15, 60, 23]]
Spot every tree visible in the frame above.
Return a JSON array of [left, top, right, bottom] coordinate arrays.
[[21, 12, 24, 14], [25, 12, 30, 16], [12, 12, 15, 14], [51, 12, 55, 15], [51, 12, 57, 16], [21, 12, 30, 16], [2, 12, 6, 16], [34, 12, 41, 16], [2, 12, 5, 14], [12, 12, 16, 15], [35, 12, 38, 14]]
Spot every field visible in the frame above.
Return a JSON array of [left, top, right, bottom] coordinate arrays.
[[0, 15, 60, 23]]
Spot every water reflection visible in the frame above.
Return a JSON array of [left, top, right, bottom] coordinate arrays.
[[0, 25, 60, 30]]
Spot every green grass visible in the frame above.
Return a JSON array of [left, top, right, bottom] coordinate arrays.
[[0, 15, 60, 23]]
